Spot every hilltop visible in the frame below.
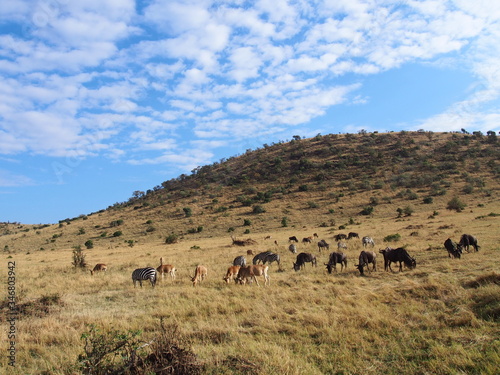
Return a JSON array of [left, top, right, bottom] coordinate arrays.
[[1, 130, 499, 253]]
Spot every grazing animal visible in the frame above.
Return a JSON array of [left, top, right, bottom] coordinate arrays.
[[356, 251, 377, 275], [156, 257, 176, 281], [264, 235, 272, 240], [236, 265, 270, 286], [459, 234, 480, 252], [313, 233, 319, 238], [289, 236, 299, 243], [253, 251, 280, 266], [132, 267, 157, 288], [337, 242, 348, 251], [379, 247, 416, 272], [191, 265, 208, 287], [362, 236, 375, 247], [289, 244, 297, 254], [90, 263, 107, 276], [334, 233, 347, 241], [247, 249, 254, 256], [223, 265, 241, 283], [444, 238, 461, 259], [302, 236, 313, 244], [233, 255, 247, 267], [347, 232, 359, 240], [325, 252, 348, 273], [317, 239, 330, 252], [293, 252, 317, 271]]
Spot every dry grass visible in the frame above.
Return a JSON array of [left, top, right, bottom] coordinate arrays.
[[1, 132, 499, 374]]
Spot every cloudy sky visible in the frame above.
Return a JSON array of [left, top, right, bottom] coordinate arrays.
[[1, 0, 499, 224]]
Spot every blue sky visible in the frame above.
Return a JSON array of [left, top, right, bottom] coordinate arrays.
[[1, 0, 499, 224]]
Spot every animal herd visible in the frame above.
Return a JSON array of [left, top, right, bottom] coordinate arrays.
[[89, 232, 480, 288]]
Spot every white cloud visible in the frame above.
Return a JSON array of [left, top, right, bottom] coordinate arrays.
[[0, 169, 34, 187]]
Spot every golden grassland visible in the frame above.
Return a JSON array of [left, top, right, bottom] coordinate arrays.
[[1, 195, 499, 374]]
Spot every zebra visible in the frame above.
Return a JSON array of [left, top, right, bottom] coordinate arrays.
[[233, 255, 247, 267], [289, 244, 297, 254], [362, 236, 375, 247], [132, 267, 157, 288], [253, 251, 280, 267]]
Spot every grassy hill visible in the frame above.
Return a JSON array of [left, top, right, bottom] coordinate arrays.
[[1, 131, 499, 374]]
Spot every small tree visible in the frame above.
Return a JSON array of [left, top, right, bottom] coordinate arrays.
[[72, 246, 87, 269], [183, 207, 192, 217], [281, 217, 288, 227], [84, 240, 94, 249]]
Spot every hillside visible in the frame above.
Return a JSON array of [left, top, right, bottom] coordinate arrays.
[[1, 130, 499, 253]]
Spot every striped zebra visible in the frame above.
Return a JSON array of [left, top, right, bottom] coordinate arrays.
[[233, 255, 247, 267], [253, 251, 280, 266], [132, 267, 157, 288]]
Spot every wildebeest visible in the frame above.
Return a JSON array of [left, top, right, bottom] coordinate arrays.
[[302, 237, 313, 244], [289, 236, 299, 243], [356, 251, 377, 275], [236, 265, 270, 286], [379, 247, 416, 272], [317, 239, 330, 252], [223, 265, 241, 283], [293, 252, 317, 271], [233, 255, 246, 267], [444, 238, 461, 259], [253, 251, 280, 266], [362, 236, 375, 247], [334, 233, 347, 241], [191, 265, 208, 287], [459, 234, 480, 252], [347, 232, 359, 240], [289, 244, 297, 254], [325, 252, 347, 273]]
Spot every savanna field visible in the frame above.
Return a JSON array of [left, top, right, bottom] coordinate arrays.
[[1, 131, 499, 374]]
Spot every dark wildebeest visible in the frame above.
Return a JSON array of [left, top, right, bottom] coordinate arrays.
[[302, 237, 313, 244], [334, 233, 347, 242], [289, 244, 297, 254], [347, 232, 359, 240], [444, 238, 461, 259], [362, 236, 375, 247], [356, 251, 377, 275], [379, 247, 416, 272], [459, 234, 480, 252], [289, 236, 299, 243], [317, 239, 330, 252], [325, 252, 347, 274], [233, 255, 247, 267], [293, 252, 317, 271]]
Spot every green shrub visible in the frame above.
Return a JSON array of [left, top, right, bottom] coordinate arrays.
[[183, 207, 192, 217], [360, 206, 374, 215], [384, 233, 401, 242], [165, 233, 178, 244], [252, 205, 266, 214], [112, 231, 122, 237], [423, 197, 433, 204], [281, 217, 288, 227], [243, 219, 252, 226], [447, 197, 466, 212], [84, 240, 94, 249]]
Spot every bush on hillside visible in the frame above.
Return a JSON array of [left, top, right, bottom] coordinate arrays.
[[447, 197, 466, 212]]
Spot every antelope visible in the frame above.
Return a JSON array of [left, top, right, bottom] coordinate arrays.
[[191, 265, 208, 286], [156, 257, 176, 282], [90, 263, 107, 276]]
